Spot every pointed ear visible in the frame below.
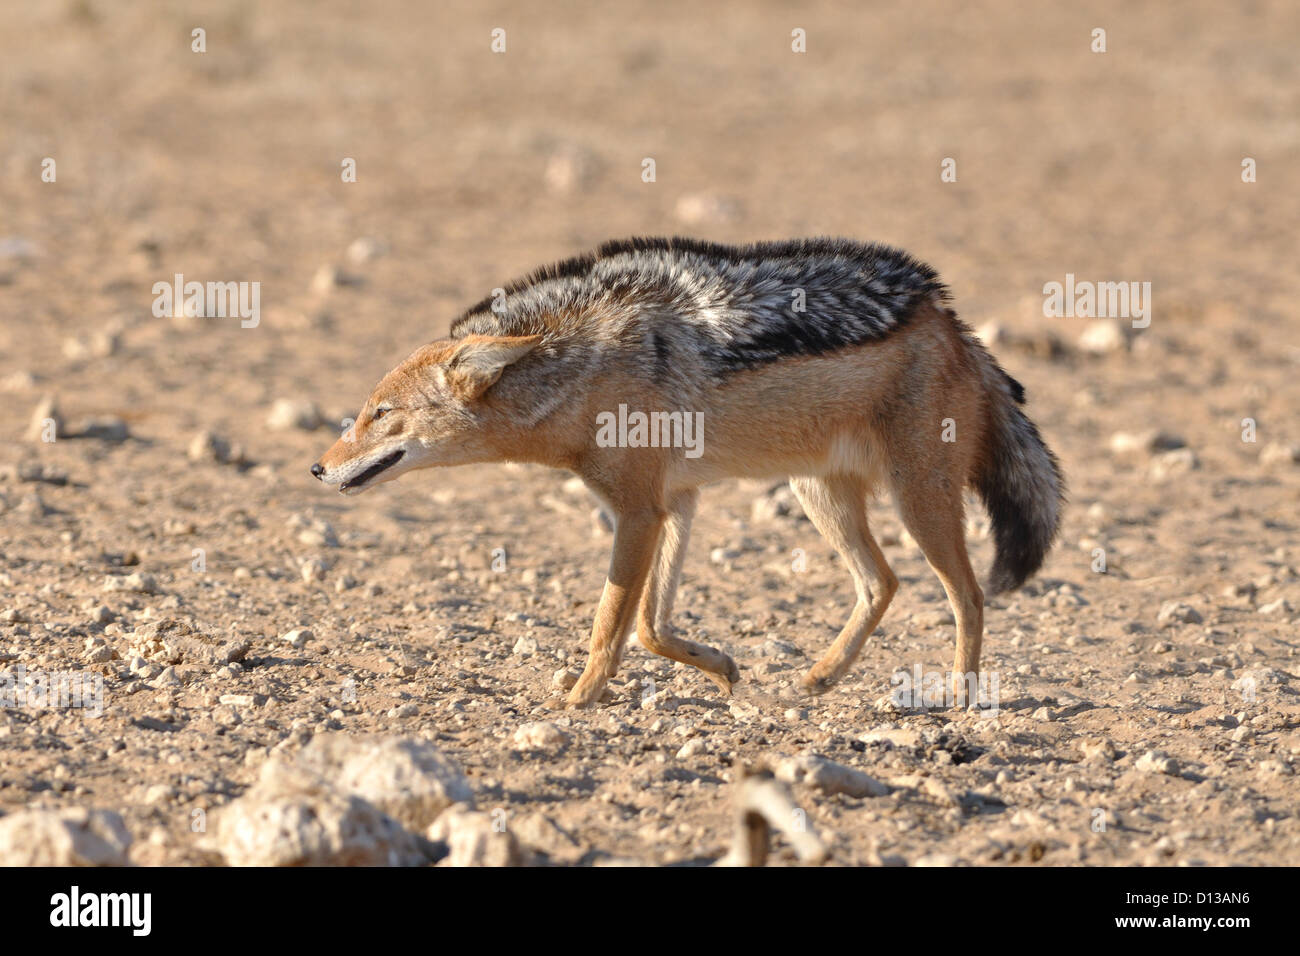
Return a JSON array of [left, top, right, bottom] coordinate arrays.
[[446, 334, 542, 400]]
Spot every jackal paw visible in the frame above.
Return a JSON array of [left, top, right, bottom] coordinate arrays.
[[800, 670, 840, 697], [565, 679, 612, 709], [704, 654, 741, 696]]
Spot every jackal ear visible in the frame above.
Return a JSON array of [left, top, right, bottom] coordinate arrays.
[[446, 334, 542, 400]]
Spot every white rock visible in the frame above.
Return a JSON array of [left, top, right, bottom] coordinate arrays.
[[1150, 448, 1199, 481], [1157, 601, 1203, 627], [1078, 318, 1128, 354], [674, 192, 741, 225], [213, 763, 425, 867], [0, 808, 131, 866], [775, 755, 889, 798], [292, 734, 474, 829], [25, 395, 62, 443], [346, 237, 387, 264], [512, 721, 571, 751], [266, 398, 321, 432], [281, 627, 313, 648], [1135, 750, 1179, 775], [1259, 442, 1300, 467], [427, 804, 522, 866], [1109, 430, 1186, 456]]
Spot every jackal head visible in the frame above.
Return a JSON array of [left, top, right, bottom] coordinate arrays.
[[311, 333, 541, 494]]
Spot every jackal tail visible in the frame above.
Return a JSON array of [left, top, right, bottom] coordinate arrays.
[[973, 362, 1065, 595]]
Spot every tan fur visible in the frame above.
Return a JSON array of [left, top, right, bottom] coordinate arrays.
[[315, 303, 1009, 708]]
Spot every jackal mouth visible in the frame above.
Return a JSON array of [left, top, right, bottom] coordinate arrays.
[[340, 450, 405, 491]]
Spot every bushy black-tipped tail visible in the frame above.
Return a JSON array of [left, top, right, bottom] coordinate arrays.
[[975, 378, 1065, 595]]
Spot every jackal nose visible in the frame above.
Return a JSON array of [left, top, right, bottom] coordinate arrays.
[[310, 463, 324, 480]]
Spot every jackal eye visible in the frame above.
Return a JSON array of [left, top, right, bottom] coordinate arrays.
[[373, 405, 392, 421]]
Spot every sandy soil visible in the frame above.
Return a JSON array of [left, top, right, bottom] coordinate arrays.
[[1, 0, 1298, 866]]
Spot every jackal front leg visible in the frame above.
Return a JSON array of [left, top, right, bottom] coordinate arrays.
[[567, 508, 663, 708], [637, 488, 740, 695]]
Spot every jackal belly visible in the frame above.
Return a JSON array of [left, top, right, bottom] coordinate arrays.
[[666, 344, 900, 487]]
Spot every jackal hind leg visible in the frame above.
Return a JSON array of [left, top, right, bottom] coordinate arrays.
[[891, 476, 984, 708], [789, 475, 898, 695], [636, 488, 741, 695]]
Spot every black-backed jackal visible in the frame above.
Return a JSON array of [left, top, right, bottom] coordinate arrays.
[[313, 238, 1064, 708]]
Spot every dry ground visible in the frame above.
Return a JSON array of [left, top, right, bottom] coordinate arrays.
[[1, 0, 1298, 865]]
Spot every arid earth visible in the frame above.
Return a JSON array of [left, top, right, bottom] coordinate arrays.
[[1, 1, 1298, 866]]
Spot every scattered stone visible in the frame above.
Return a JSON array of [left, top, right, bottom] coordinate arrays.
[[144, 784, 176, 805], [1259, 442, 1300, 467], [266, 398, 322, 431], [543, 144, 600, 194], [281, 627, 313, 649], [974, 321, 1008, 347], [513, 721, 571, 751], [859, 727, 923, 749], [922, 778, 962, 806], [750, 483, 798, 523], [212, 751, 429, 866], [1258, 599, 1293, 618], [775, 755, 889, 798], [62, 330, 120, 360], [676, 737, 709, 759], [25, 396, 62, 443], [674, 192, 742, 225], [1150, 448, 1199, 480], [759, 638, 799, 658], [0, 808, 131, 866], [311, 264, 343, 295], [428, 804, 523, 866], [1078, 318, 1128, 354], [1, 369, 38, 392], [218, 694, 260, 708], [1109, 429, 1186, 456], [715, 765, 827, 866], [1080, 738, 1117, 762], [512, 812, 584, 864], [128, 618, 250, 666], [1135, 750, 1179, 775], [347, 237, 387, 264], [82, 636, 116, 663], [187, 429, 245, 465], [77, 416, 130, 442], [104, 571, 158, 594], [1157, 601, 1203, 627], [912, 609, 955, 628], [292, 734, 474, 829]]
